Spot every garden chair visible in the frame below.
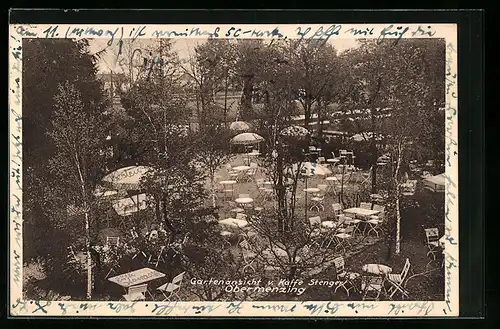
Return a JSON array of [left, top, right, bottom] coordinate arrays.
[[148, 246, 167, 268], [239, 240, 257, 273], [157, 271, 185, 301], [342, 216, 362, 236], [106, 236, 120, 247], [226, 163, 239, 180], [309, 193, 325, 212], [255, 178, 267, 199], [364, 205, 386, 237], [424, 228, 440, 260], [360, 202, 372, 210], [317, 156, 326, 164], [332, 256, 360, 297], [332, 203, 343, 217], [387, 258, 411, 299], [122, 283, 150, 301], [334, 225, 354, 252], [361, 276, 385, 301]]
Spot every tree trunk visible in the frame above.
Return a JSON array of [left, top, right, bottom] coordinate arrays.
[[74, 153, 92, 300], [276, 144, 286, 231], [211, 175, 216, 208], [371, 108, 378, 194], [240, 76, 253, 121], [304, 98, 312, 129], [223, 72, 229, 127], [394, 141, 403, 255]]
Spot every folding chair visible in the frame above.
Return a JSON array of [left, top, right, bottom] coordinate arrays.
[[309, 194, 325, 212], [106, 236, 120, 247], [387, 258, 411, 299], [361, 276, 385, 301], [239, 240, 257, 273], [317, 156, 326, 164], [157, 272, 185, 301], [220, 231, 234, 249], [255, 178, 267, 200], [226, 163, 239, 180], [332, 203, 343, 218], [334, 225, 354, 252], [332, 256, 360, 296], [149, 246, 167, 268], [424, 228, 440, 260], [122, 283, 150, 301], [360, 202, 372, 210]]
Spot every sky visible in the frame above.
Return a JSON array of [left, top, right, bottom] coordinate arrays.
[[88, 38, 359, 73]]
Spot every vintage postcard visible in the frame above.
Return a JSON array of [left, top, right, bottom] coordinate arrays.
[[9, 23, 458, 317]]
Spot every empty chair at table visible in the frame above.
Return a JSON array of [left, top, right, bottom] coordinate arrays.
[[157, 271, 185, 301], [359, 202, 372, 210], [148, 246, 166, 268], [122, 283, 150, 301], [106, 236, 120, 247], [317, 156, 325, 164], [332, 203, 343, 218], [239, 193, 251, 199], [225, 163, 239, 180], [361, 276, 385, 301], [424, 228, 440, 260], [309, 193, 325, 212], [387, 258, 412, 299], [333, 225, 354, 252], [332, 256, 360, 297], [239, 240, 257, 273]]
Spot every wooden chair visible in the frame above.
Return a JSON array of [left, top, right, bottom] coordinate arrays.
[[157, 271, 185, 301], [106, 236, 120, 247], [309, 194, 325, 212], [148, 246, 166, 268], [239, 240, 257, 273], [361, 276, 385, 301], [332, 203, 343, 218], [332, 256, 360, 297], [122, 283, 149, 301], [424, 228, 440, 260], [387, 258, 411, 299], [360, 202, 372, 210]]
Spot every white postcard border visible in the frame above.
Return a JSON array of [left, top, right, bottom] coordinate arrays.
[[9, 23, 459, 317]]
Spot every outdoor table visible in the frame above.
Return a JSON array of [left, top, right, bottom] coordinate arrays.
[[321, 221, 338, 229], [326, 158, 340, 164], [235, 197, 254, 204], [343, 207, 380, 219], [361, 264, 393, 276], [303, 187, 320, 193], [233, 165, 251, 172], [108, 267, 165, 293], [218, 218, 249, 228]]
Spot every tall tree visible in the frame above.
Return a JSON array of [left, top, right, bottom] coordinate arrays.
[[49, 82, 109, 300]]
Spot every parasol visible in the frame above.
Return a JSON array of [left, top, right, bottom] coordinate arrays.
[[230, 133, 264, 145], [423, 173, 445, 193], [280, 125, 310, 137], [230, 121, 251, 132], [101, 166, 153, 190]]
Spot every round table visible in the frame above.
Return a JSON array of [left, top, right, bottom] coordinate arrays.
[[321, 221, 338, 229], [220, 180, 237, 185], [361, 263, 393, 276], [327, 158, 340, 164], [303, 188, 320, 193], [235, 197, 254, 205], [233, 166, 250, 172], [218, 218, 249, 228]]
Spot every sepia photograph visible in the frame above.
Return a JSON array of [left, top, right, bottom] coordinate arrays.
[[20, 33, 448, 305]]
